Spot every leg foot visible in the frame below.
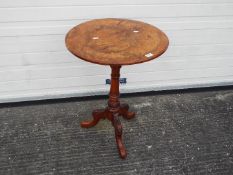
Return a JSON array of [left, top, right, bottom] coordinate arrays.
[[113, 114, 127, 159], [81, 109, 106, 128], [120, 103, 135, 120]]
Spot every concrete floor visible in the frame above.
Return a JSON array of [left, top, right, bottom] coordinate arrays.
[[0, 87, 233, 175]]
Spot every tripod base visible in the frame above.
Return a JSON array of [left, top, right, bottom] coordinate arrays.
[[80, 103, 135, 159]]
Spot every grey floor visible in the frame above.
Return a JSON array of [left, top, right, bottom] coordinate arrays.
[[0, 87, 233, 175]]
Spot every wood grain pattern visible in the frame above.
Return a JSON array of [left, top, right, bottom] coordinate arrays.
[[65, 18, 169, 65]]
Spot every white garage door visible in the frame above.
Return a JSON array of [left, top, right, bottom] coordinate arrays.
[[0, 0, 233, 103]]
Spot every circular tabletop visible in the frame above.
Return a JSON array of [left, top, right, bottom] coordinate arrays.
[[65, 18, 169, 65]]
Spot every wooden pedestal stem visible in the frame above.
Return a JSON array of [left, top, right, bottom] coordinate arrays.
[[108, 65, 121, 111], [80, 65, 135, 159]]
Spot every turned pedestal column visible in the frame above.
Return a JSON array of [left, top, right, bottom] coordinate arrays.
[[80, 65, 135, 159]]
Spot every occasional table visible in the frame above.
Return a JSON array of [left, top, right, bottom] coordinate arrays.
[[65, 18, 169, 159]]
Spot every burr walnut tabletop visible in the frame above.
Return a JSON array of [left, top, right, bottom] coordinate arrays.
[[65, 18, 169, 65], [65, 18, 169, 159]]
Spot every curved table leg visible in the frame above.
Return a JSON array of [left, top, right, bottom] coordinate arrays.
[[113, 114, 127, 159], [81, 109, 106, 128], [120, 103, 135, 120]]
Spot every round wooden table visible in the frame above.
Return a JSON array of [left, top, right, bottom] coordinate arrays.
[[65, 18, 169, 159]]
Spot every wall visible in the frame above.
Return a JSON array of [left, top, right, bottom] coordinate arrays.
[[0, 0, 233, 103]]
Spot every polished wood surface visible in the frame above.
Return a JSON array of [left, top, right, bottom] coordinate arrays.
[[65, 18, 169, 159], [65, 18, 169, 65]]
